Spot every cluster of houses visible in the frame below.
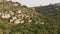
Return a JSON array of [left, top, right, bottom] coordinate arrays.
[[0, 0, 44, 25], [0, 9, 44, 25], [0, 9, 33, 24]]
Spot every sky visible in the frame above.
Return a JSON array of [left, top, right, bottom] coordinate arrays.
[[12, 0, 60, 7]]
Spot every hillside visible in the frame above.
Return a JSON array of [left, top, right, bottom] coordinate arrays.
[[0, 1, 45, 34], [0, 1, 60, 34], [35, 3, 60, 34]]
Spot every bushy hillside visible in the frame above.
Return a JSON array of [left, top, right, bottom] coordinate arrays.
[[0, 1, 45, 34], [0, 1, 60, 34], [35, 4, 60, 34]]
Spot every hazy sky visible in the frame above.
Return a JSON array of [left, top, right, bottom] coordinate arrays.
[[12, 0, 60, 7]]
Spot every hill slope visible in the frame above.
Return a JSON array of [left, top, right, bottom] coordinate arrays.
[[35, 3, 60, 34], [0, 1, 45, 34], [0, 1, 60, 34]]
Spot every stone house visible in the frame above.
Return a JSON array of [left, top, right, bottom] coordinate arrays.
[[12, 16, 17, 20], [10, 19, 14, 23], [1, 13, 11, 18], [28, 20, 32, 23], [14, 19, 21, 24], [20, 20, 24, 24]]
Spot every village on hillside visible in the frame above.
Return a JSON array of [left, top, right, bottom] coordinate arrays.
[[0, 0, 60, 34]]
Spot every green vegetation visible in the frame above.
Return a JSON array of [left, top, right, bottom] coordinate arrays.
[[0, 1, 60, 34], [35, 5, 60, 34]]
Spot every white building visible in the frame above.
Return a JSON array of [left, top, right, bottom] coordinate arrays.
[[14, 19, 21, 24], [12, 16, 17, 20], [1, 13, 11, 18], [10, 19, 14, 23], [20, 20, 24, 24], [28, 20, 32, 23], [17, 10, 22, 13]]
